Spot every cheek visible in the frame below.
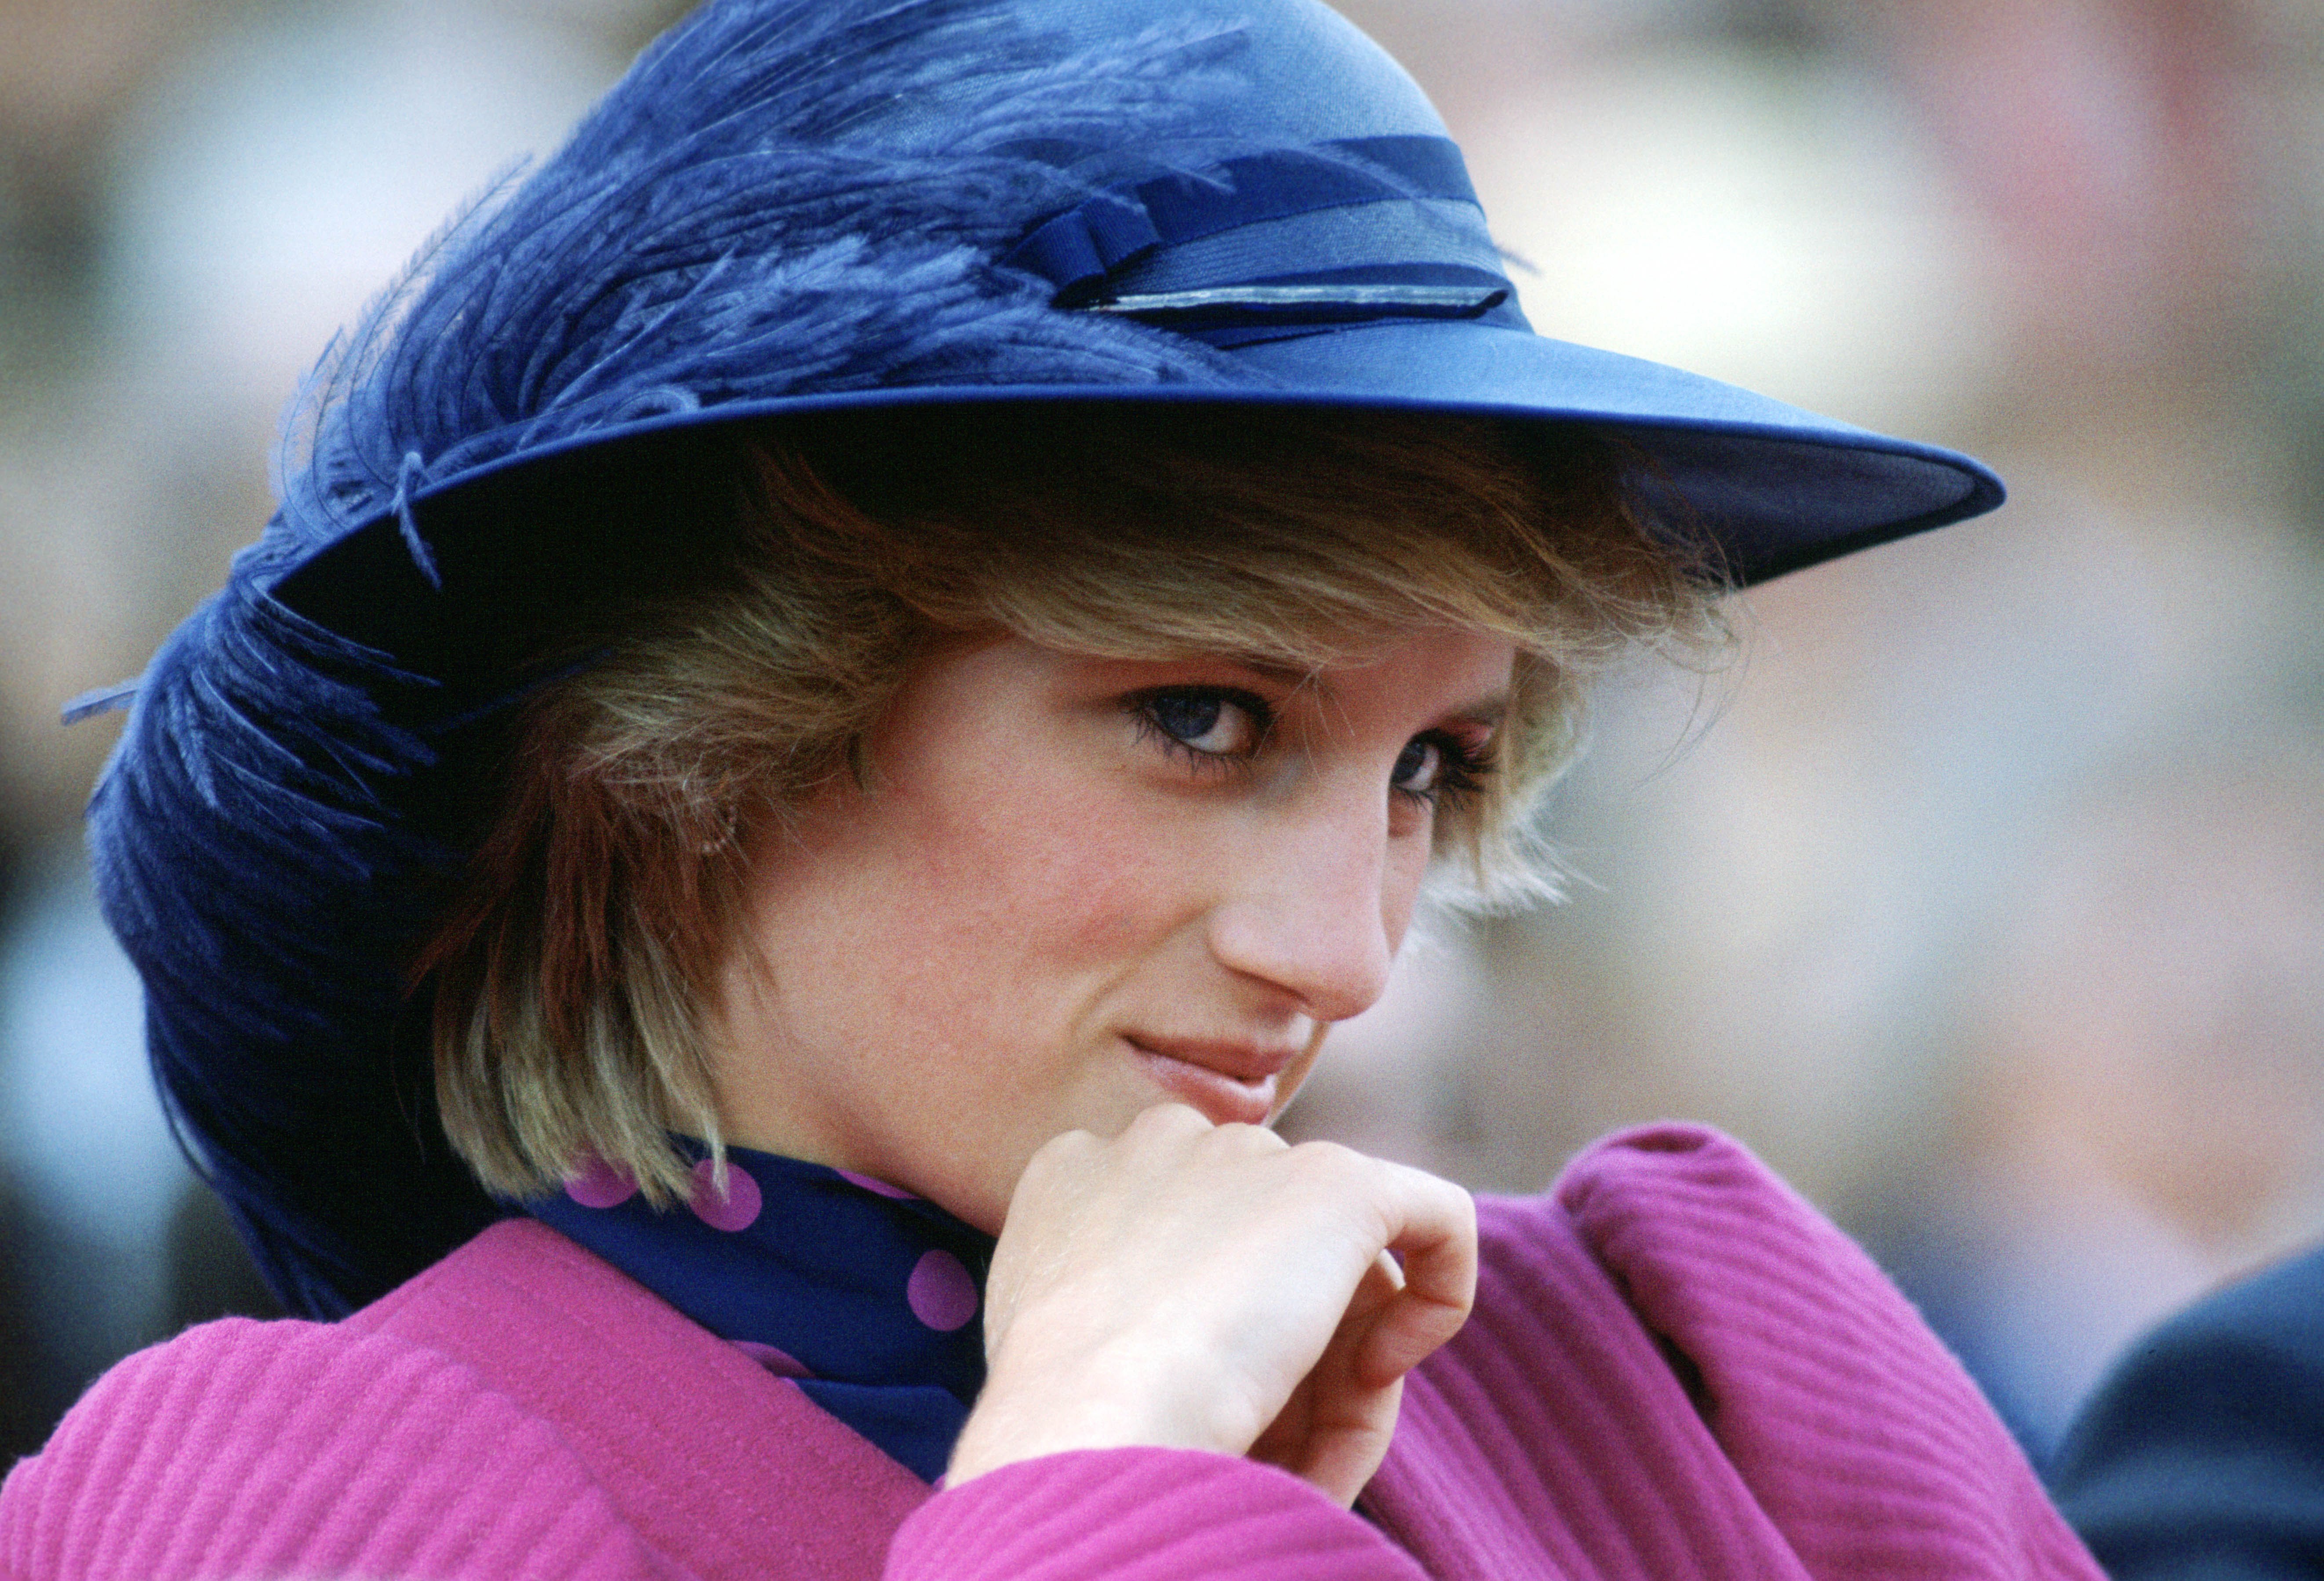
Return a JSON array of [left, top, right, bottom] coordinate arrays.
[[827, 753, 1198, 1042], [938, 765, 1193, 966]]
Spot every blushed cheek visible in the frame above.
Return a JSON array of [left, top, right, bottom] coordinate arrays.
[[983, 789, 1193, 963]]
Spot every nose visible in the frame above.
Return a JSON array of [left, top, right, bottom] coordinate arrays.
[[1204, 780, 1405, 1024]]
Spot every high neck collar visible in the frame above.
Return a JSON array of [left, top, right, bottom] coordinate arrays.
[[528, 1141, 994, 1482]]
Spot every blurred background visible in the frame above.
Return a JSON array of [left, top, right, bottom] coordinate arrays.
[[3, 0, 2321, 1472]]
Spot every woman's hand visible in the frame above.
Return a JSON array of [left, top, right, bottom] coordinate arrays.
[[946, 1103, 1477, 1507]]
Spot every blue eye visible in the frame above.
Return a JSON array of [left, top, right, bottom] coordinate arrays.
[[1148, 692, 1225, 746], [1131, 687, 1269, 761], [1394, 737, 1440, 794], [1393, 732, 1493, 808]]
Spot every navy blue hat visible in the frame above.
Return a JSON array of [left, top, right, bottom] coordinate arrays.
[[88, 0, 2003, 1318]]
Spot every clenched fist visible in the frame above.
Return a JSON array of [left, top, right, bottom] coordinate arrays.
[[947, 1104, 1477, 1506]]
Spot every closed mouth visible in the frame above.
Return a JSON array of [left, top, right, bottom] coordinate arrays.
[[1123, 1035, 1291, 1126], [1124, 1034, 1302, 1083]]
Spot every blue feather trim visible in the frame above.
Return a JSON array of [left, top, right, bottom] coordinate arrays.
[[89, 571, 494, 1315], [260, 0, 1262, 590]]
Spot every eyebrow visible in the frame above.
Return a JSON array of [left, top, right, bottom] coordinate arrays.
[[1226, 656, 1319, 687], [1447, 695, 1511, 730], [1223, 656, 1511, 732]]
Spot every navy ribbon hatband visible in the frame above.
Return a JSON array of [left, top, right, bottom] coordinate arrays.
[[1007, 135, 1525, 345]]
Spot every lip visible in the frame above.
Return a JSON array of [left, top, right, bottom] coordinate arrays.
[[1124, 1036, 1296, 1127]]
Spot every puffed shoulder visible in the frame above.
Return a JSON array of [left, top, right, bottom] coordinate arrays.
[[1357, 1122, 2106, 1581], [1555, 1122, 2104, 1579], [0, 1315, 689, 1581]]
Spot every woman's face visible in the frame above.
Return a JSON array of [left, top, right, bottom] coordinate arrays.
[[711, 627, 1517, 1232]]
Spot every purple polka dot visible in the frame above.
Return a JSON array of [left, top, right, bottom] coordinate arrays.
[[906, 1249, 978, 1332], [565, 1156, 637, 1209], [689, 1158, 763, 1232], [733, 1341, 812, 1379], [837, 1168, 917, 1200]]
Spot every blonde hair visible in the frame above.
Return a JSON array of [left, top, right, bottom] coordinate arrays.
[[415, 404, 1727, 1204]]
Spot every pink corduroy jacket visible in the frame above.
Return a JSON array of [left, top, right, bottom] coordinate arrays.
[[0, 1125, 2102, 1581]]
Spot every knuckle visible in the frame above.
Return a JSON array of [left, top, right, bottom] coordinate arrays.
[[1133, 1102, 1209, 1138], [1286, 1139, 1369, 1184], [1022, 1127, 1097, 1181], [1287, 1138, 1354, 1169], [1038, 1126, 1099, 1158], [1212, 1120, 1287, 1153]]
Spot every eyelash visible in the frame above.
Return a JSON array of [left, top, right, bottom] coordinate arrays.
[[1125, 686, 1273, 782], [1124, 686, 1498, 809], [1407, 732, 1495, 810]]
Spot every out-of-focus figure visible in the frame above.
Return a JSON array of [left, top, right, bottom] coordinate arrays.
[[1882, 739, 2324, 1459], [2051, 1228, 2324, 1576]]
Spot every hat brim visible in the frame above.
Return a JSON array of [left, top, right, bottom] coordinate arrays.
[[1235, 320, 2001, 582], [277, 318, 2000, 645]]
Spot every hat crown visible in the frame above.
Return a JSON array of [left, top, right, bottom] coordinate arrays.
[[262, 0, 1499, 587], [1033, 0, 1453, 144]]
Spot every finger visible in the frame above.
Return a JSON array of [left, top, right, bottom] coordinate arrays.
[[1342, 1251, 1406, 1324], [1008, 1126, 1102, 1203], [1354, 1166, 1476, 1388], [1120, 1100, 1219, 1143], [1286, 1376, 1404, 1508], [1377, 1161, 1476, 1313], [1253, 1258, 1409, 1504]]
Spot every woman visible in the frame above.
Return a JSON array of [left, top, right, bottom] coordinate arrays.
[[4, 0, 2097, 1577]]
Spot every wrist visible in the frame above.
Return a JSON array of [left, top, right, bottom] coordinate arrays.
[[948, 1336, 1239, 1486]]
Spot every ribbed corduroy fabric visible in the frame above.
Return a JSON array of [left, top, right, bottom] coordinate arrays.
[[0, 1322, 674, 1581], [1, 1126, 2103, 1581]]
